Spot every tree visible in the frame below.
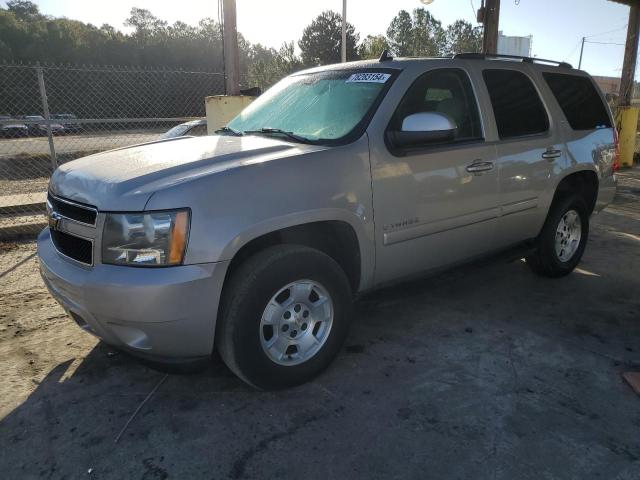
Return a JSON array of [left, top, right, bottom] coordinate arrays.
[[298, 10, 359, 66], [0, 2, 480, 87], [195, 17, 224, 70], [386, 10, 412, 56], [386, 8, 444, 57], [411, 8, 444, 57], [248, 42, 304, 90], [0, 38, 11, 58], [358, 35, 389, 60], [125, 7, 168, 44], [6, 0, 40, 21], [442, 20, 482, 55]]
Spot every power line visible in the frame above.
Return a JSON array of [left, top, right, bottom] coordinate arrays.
[[569, 23, 628, 70], [585, 24, 627, 39], [564, 39, 582, 61], [584, 40, 626, 46]]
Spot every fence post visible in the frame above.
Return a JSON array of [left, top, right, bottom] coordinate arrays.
[[36, 63, 57, 169]]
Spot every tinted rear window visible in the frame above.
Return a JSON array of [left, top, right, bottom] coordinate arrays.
[[543, 73, 611, 130], [483, 69, 549, 139]]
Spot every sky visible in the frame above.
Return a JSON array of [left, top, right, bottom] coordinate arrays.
[[11, 0, 633, 77]]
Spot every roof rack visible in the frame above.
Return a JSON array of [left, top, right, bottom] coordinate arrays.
[[453, 52, 573, 69]]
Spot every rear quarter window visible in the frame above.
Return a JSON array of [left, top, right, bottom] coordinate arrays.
[[543, 73, 612, 130]]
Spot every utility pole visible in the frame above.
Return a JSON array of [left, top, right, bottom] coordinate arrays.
[[578, 37, 585, 70], [341, 0, 347, 63], [616, 3, 640, 168], [481, 0, 500, 55], [619, 4, 640, 107], [222, 0, 240, 95]]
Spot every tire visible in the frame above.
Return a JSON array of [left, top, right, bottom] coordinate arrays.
[[526, 193, 589, 278], [216, 245, 353, 390]]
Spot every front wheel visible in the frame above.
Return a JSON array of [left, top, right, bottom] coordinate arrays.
[[216, 245, 353, 389], [526, 193, 589, 278]]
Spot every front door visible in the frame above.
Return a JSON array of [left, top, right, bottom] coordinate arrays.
[[369, 67, 500, 285]]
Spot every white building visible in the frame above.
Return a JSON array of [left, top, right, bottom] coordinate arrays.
[[497, 31, 532, 57]]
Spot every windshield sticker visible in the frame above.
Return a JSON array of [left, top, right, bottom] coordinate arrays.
[[346, 73, 391, 83]]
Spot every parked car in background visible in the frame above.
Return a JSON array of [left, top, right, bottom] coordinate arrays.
[[23, 115, 65, 136], [0, 115, 28, 138], [39, 53, 617, 389], [51, 113, 83, 134], [161, 118, 207, 139]]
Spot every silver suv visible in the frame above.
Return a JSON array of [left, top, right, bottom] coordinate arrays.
[[38, 53, 618, 389]]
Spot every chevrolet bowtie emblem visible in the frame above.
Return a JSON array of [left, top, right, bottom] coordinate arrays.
[[48, 211, 61, 230]]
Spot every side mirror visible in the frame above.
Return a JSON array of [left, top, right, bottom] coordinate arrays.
[[388, 112, 458, 148]]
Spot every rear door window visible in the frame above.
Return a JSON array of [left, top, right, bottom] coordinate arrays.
[[543, 73, 612, 130], [482, 69, 549, 139]]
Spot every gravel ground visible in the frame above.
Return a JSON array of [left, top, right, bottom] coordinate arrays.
[[0, 170, 639, 480]]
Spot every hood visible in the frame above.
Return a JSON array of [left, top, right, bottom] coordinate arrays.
[[49, 135, 323, 211]]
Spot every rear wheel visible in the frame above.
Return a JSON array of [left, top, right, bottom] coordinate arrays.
[[216, 245, 353, 389], [526, 193, 589, 278]]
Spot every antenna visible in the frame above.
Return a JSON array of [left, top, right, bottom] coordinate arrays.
[[379, 50, 393, 62]]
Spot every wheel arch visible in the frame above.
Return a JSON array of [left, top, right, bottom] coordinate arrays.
[[551, 169, 599, 215], [218, 210, 373, 297]]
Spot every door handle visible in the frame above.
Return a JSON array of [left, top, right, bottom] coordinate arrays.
[[466, 160, 494, 173], [542, 148, 562, 160]]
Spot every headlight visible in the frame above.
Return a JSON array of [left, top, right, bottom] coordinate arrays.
[[102, 209, 190, 266]]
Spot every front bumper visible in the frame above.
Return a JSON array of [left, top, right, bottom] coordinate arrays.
[[38, 228, 229, 361]]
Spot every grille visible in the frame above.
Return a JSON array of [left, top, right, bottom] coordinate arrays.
[[48, 194, 97, 225], [51, 229, 93, 265]]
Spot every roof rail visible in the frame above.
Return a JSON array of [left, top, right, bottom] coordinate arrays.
[[453, 52, 573, 69]]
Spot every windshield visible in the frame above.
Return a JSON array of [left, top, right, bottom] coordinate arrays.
[[227, 70, 394, 143], [161, 123, 194, 139]]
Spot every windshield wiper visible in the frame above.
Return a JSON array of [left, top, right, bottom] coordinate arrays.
[[244, 128, 313, 144], [214, 126, 243, 136]]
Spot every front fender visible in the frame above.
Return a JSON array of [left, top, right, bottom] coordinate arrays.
[[218, 208, 375, 291], [144, 135, 376, 291]]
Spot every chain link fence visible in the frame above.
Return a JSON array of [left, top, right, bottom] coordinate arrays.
[[0, 62, 227, 239]]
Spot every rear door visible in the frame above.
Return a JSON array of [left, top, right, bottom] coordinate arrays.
[[480, 67, 567, 248], [541, 71, 617, 211]]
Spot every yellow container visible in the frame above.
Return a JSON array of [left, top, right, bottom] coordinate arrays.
[[205, 95, 255, 134], [615, 105, 639, 168]]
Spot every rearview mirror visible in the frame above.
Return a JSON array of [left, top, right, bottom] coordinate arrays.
[[388, 112, 457, 148]]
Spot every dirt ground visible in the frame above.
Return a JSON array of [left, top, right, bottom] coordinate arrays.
[[0, 170, 639, 480]]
